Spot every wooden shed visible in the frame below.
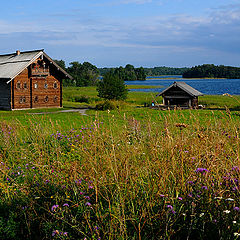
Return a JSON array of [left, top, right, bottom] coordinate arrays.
[[0, 49, 72, 110], [156, 81, 203, 108]]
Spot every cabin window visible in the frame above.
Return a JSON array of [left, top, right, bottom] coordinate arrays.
[[34, 83, 38, 89], [23, 82, 27, 89], [19, 96, 26, 104], [44, 96, 49, 102], [53, 96, 58, 103], [34, 96, 38, 103], [53, 82, 58, 89], [44, 83, 48, 89], [16, 81, 21, 89]]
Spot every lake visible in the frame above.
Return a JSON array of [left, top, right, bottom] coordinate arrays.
[[125, 76, 240, 95]]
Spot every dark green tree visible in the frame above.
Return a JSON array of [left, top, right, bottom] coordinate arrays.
[[97, 72, 128, 100], [67, 61, 99, 86], [54, 59, 66, 70]]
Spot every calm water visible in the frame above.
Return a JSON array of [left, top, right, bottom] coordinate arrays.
[[125, 76, 240, 95]]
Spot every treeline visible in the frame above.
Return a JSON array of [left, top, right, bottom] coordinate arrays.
[[99, 64, 146, 81], [183, 64, 240, 79], [55, 60, 99, 87], [55, 61, 146, 86], [144, 66, 189, 76]]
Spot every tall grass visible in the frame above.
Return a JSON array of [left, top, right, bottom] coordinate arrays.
[[0, 109, 239, 239]]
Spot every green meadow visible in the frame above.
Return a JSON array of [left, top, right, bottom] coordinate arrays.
[[0, 86, 239, 239]]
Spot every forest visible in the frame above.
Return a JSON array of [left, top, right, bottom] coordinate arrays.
[[183, 64, 240, 78], [144, 66, 189, 76]]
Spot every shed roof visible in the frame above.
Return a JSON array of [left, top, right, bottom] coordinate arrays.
[[0, 49, 72, 83], [156, 81, 203, 97]]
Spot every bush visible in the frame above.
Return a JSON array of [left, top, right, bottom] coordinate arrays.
[[97, 72, 128, 100], [74, 96, 90, 103], [95, 100, 117, 110]]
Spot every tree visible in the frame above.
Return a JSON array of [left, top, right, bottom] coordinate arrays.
[[67, 61, 99, 86], [54, 59, 66, 70], [97, 72, 128, 100]]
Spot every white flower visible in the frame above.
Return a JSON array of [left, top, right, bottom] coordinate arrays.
[[233, 221, 237, 224], [214, 197, 223, 200], [200, 213, 204, 217], [223, 210, 230, 214], [234, 232, 240, 237], [226, 198, 234, 201]]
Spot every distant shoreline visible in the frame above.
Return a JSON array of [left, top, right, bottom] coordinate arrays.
[[146, 76, 227, 80]]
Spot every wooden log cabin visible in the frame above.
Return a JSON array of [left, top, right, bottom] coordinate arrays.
[[0, 49, 72, 110], [156, 81, 203, 108]]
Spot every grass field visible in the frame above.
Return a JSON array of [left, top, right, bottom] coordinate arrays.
[[0, 87, 239, 239]]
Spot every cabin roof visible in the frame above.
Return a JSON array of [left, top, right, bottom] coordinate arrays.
[[157, 81, 203, 97], [0, 49, 72, 82]]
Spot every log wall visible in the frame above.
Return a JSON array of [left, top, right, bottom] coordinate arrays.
[[13, 69, 31, 109], [11, 58, 62, 110], [0, 80, 11, 110]]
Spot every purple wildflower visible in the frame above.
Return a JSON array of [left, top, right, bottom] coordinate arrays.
[[195, 168, 209, 174], [202, 186, 208, 190], [63, 203, 69, 207], [178, 197, 183, 200], [167, 205, 173, 210], [233, 207, 239, 211], [232, 166, 240, 172], [51, 204, 59, 212], [52, 230, 59, 236], [85, 202, 92, 206]]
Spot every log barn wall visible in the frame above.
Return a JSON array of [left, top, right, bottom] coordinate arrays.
[[12, 60, 62, 110], [13, 68, 31, 109], [0, 81, 11, 110]]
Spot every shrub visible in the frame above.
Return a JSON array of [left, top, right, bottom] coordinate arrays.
[[74, 95, 90, 103], [95, 100, 117, 110], [97, 72, 128, 100]]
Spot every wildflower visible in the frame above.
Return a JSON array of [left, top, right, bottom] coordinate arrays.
[[94, 226, 99, 231], [233, 207, 240, 212], [52, 230, 59, 236], [63, 203, 69, 207], [195, 168, 209, 174], [226, 198, 234, 201], [233, 221, 237, 224], [201, 186, 207, 190], [234, 233, 240, 237], [167, 205, 173, 210], [63, 232, 68, 236], [159, 194, 165, 197], [88, 185, 94, 189], [223, 210, 230, 214], [51, 204, 59, 212], [85, 196, 90, 200], [232, 166, 240, 171], [85, 202, 92, 206], [200, 213, 204, 217], [178, 197, 183, 200]]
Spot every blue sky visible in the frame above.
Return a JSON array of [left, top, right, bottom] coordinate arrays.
[[0, 0, 240, 67]]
